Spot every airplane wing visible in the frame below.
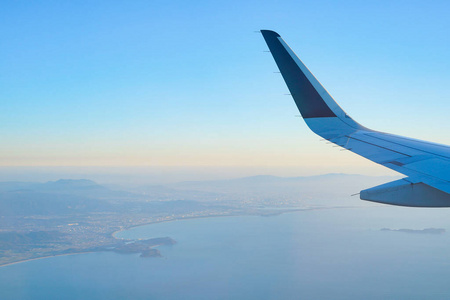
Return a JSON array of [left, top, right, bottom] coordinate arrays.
[[261, 30, 450, 207]]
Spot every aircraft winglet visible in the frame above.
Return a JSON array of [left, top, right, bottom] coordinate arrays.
[[261, 30, 450, 207]]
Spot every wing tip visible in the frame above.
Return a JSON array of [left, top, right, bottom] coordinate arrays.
[[260, 30, 280, 38]]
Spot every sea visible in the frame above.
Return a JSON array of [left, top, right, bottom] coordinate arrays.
[[2, 206, 450, 300]]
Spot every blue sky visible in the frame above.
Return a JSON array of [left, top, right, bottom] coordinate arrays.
[[1, 0, 449, 177]]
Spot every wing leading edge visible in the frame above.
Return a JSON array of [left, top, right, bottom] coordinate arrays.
[[261, 29, 450, 207]]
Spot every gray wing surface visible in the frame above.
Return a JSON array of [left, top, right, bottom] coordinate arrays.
[[261, 30, 450, 207]]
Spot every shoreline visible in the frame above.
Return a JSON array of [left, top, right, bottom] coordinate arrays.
[[111, 206, 321, 239], [1, 205, 361, 268], [0, 251, 96, 268], [1, 213, 248, 268], [111, 212, 248, 239]]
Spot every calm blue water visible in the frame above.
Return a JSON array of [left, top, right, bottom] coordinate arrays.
[[2, 206, 450, 299]]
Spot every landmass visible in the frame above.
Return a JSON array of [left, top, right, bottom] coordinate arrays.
[[0, 175, 385, 266], [0, 232, 176, 265], [104, 237, 176, 257]]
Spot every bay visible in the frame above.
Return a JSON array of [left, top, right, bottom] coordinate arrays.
[[2, 206, 450, 299]]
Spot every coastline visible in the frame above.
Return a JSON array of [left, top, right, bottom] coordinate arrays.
[[111, 212, 246, 239], [1, 206, 358, 268], [1, 213, 246, 268], [111, 205, 358, 238], [0, 251, 96, 268], [111, 207, 316, 239]]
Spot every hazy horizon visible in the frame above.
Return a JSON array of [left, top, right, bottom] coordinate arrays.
[[0, 166, 399, 185]]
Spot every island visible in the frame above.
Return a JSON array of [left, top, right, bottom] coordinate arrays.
[[380, 228, 446, 234]]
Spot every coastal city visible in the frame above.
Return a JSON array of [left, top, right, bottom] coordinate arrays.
[[0, 177, 326, 266]]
